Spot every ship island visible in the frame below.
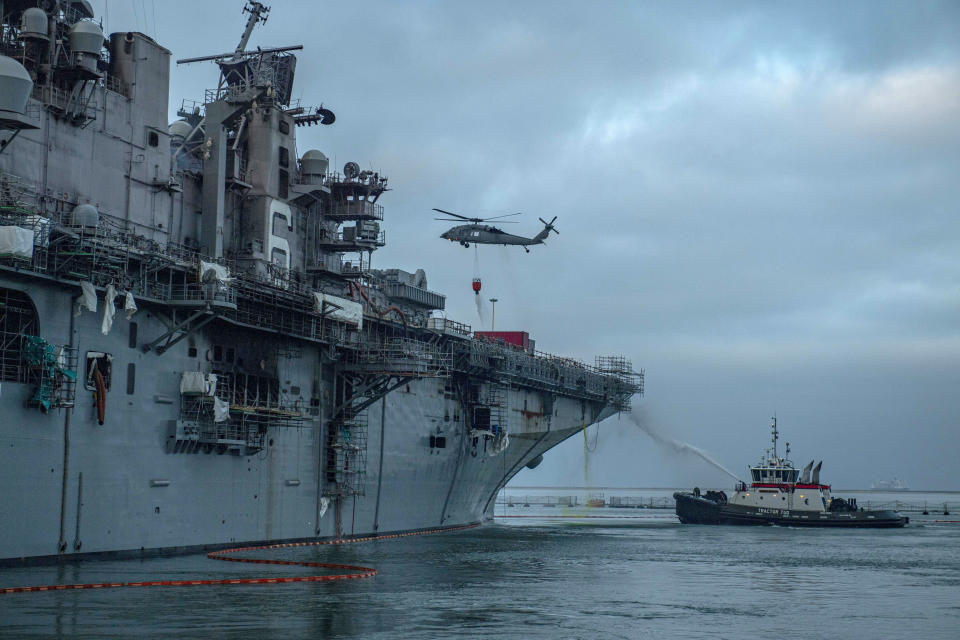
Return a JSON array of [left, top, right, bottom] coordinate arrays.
[[0, 0, 641, 564]]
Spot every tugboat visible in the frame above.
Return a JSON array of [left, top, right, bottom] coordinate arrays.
[[674, 418, 908, 528]]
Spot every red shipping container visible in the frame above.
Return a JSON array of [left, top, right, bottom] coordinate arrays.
[[475, 331, 530, 350]]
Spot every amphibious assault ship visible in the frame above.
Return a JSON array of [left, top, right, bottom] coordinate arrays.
[[0, 1, 641, 564]]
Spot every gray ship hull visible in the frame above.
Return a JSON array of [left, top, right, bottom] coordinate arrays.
[[0, 274, 619, 564]]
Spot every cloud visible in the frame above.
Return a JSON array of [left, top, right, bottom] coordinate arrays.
[[116, 0, 960, 488]]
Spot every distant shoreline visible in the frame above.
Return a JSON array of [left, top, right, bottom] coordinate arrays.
[[505, 486, 960, 494]]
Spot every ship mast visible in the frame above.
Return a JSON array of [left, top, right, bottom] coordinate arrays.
[[770, 415, 778, 461], [233, 1, 270, 61]]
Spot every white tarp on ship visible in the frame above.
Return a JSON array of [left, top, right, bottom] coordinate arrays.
[[124, 291, 138, 319], [199, 260, 231, 283], [101, 284, 118, 335], [312, 292, 363, 329], [180, 372, 218, 396], [76, 281, 97, 316], [490, 432, 510, 456], [213, 397, 231, 423], [0, 226, 34, 259]]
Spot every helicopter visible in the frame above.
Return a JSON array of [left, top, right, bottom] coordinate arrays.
[[433, 208, 559, 252]]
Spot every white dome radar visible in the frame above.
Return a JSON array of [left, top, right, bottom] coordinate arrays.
[[0, 55, 34, 119]]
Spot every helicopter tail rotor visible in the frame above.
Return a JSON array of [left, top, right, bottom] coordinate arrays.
[[538, 216, 559, 235]]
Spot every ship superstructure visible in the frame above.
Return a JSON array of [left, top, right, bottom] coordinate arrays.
[[0, 1, 641, 563]]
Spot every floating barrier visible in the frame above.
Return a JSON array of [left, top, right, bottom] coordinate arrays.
[[1, 524, 479, 595]]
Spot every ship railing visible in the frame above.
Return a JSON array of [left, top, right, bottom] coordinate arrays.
[[341, 262, 363, 277], [31, 84, 96, 121], [326, 200, 385, 221], [102, 74, 132, 99], [453, 339, 642, 405], [178, 98, 204, 118], [496, 494, 581, 507], [317, 229, 386, 248], [858, 500, 958, 514], [178, 396, 303, 451], [204, 73, 280, 105], [167, 282, 237, 308], [353, 337, 451, 377], [383, 281, 445, 310], [426, 317, 472, 336], [0, 170, 42, 210]]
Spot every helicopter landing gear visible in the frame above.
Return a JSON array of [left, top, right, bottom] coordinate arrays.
[[461, 242, 470, 248], [523, 247, 530, 253]]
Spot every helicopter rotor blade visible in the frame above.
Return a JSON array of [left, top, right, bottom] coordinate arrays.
[[432, 208, 473, 221], [483, 212, 523, 221]]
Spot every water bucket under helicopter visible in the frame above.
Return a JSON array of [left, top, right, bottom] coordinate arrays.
[[472, 278, 481, 295]]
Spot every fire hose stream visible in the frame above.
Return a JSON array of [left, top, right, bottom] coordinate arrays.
[[1, 524, 479, 595]]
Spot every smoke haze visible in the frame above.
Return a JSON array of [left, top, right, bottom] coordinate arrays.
[[628, 411, 742, 483]]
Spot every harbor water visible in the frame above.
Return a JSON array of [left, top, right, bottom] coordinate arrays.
[[1, 492, 958, 639]]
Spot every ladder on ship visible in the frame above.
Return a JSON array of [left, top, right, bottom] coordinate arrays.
[[470, 381, 510, 456]]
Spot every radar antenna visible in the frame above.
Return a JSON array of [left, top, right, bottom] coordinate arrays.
[[234, 2, 270, 60]]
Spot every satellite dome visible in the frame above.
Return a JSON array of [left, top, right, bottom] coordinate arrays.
[[168, 120, 193, 141], [71, 204, 99, 228], [69, 21, 104, 55], [21, 8, 48, 41], [0, 56, 33, 116], [70, 0, 95, 19], [300, 150, 329, 176]]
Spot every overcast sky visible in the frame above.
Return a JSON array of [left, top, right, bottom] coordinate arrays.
[[105, 1, 960, 489]]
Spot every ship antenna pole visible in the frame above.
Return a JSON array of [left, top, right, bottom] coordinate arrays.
[[233, 1, 270, 61], [771, 415, 778, 460]]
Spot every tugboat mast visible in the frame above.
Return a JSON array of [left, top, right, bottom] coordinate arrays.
[[770, 415, 779, 461]]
